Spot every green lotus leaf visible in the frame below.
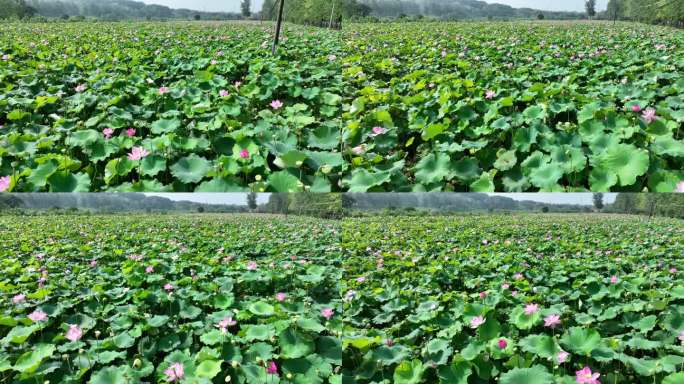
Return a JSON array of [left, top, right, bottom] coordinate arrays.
[[196, 360, 221, 379], [170, 154, 211, 184], [279, 328, 315, 359], [248, 301, 275, 317], [393, 360, 425, 384], [499, 365, 554, 384], [12, 344, 54, 373], [600, 143, 649, 186], [267, 171, 303, 192], [519, 334, 559, 359], [561, 327, 602, 356], [415, 153, 451, 185], [151, 118, 181, 134], [89, 367, 126, 384]]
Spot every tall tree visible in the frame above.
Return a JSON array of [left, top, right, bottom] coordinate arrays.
[[241, 0, 251, 18], [606, 0, 621, 23], [246, 192, 258, 211], [593, 193, 604, 211], [585, 0, 596, 18]]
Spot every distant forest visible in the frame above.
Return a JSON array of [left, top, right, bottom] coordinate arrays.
[[345, 193, 684, 219], [0, 0, 243, 20]]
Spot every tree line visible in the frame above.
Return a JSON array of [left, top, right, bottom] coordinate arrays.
[[600, 0, 684, 26], [607, 194, 684, 219], [260, 0, 371, 25], [1, 0, 244, 20]]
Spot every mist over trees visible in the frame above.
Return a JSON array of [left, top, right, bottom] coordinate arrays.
[[355, 0, 584, 20], [3, 0, 243, 20]]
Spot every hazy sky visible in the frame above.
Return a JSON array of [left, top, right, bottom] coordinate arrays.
[[488, 193, 617, 205], [139, 0, 606, 13], [144, 193, 271, 205]]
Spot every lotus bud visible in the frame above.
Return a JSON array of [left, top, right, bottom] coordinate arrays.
[[44, 381, 50, 384], [61, 354, 69, 361], [286, 373, 293, 379], [225, 375, 231, 382], [133, 358, 142, 368], [321, 165, 332, 174], [78, 349, 84, 354], [255, 357, 262, 363], [255, 174, 262, 181], [231, 360, 239, 368], [95, 330, 101, 337], [295, 160, 303, 167]]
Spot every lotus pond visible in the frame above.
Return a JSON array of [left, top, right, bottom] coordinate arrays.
[[0, 214, 342, 383], [341, 214, 684, 383], [341, 22, 684, 192], [0, 22, 344, 192]]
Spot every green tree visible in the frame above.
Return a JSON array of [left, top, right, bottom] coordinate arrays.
[[247, 192, 258, 211], [585, 0, 596, 18], [593, 193, 604, 211], [241, 0, 251, 18]]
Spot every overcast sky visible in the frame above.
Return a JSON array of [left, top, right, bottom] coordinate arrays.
[[139, 0, 606, 13], [488, 193, 617, 205], [144, 193, 271, 205]]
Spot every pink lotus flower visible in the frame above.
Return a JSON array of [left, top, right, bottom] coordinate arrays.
[[675, 181, 684, 193], [211, 59, 218, 65], [164, 283, 174, 291], [642, 108, 657, 124], [145, 266, 154, 273], [485, 90, 497, 99], [479, 291, 487, 299], [126, 128, 136, 137], [158, 86, 170, 95], [351, 145, 365, 155], [371, 126, 387, 136], [328, 54, 337, 61], [631, 104, 641, 112], [470, 316, 485, 329], [356, 276, 366, 283], [524, 303, 539, 315], [0, 176, 10, 192], [1, 54, 9, 61], [246, 261, 257, 270], [321, 308, 334, 320], [127, 146, 150, 161], [544, 314, 561, 328], [102, 128, 114, 139], [502, 283, 510, 290], [219, 89, 229, 98], [270, 100, 284, 110], [677, 331, 684, 342], [217, 317, 237, 333], [65, 324, 83, 342], [164, 362, 185, 382], [90, 259, 98, 267], [28, 309, 48, 322], [576, 366, 600, 384], [75, 84, 87, 93], [12, 294, 25, 304], [497, 339, 507, 349], [511, 290, 518, 297], [234, 81, 242, 88], [514, 273, 524, 280], [610, 275, 618, 284], [266, 361, 278, 375], [239, 148, 250, 159], [275, 292, 286, 302], [557, 350, 569, 363], [670, 268, 678, 274]]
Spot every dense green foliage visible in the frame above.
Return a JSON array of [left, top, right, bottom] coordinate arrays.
[[0, 0, 34, 19], [610, 193, 684, 218], [261, 0, 370, 24], [341, 22, 684, 192], [0, 214, 342, 383], [603, 0, 684, 26], [342, 214, 684, 383], [0, 22, 345, 192]]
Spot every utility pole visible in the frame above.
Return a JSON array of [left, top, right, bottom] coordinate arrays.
[[272, 0, 285, 55]]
